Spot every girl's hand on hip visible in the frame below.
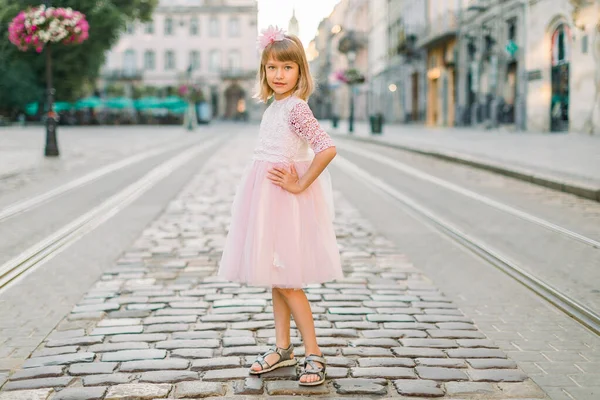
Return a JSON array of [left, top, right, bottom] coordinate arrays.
[[268, 165, 303, 194]]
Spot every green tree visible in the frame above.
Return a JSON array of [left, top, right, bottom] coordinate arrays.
[[0, 0, 158, 114], [0, 1, 40, 115]]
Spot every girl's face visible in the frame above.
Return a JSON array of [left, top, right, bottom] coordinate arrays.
[[265, 57, 300, 100]]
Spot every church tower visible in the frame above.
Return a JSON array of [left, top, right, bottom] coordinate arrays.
[[288, 8, 299, 37]]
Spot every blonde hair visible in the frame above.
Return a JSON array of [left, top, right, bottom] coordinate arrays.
[[254, 34, 314, 103]]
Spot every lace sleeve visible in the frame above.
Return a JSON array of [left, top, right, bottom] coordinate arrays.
[[288, 101, 335, 153]]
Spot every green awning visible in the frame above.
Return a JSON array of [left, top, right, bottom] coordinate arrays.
[[25, 102, 38, 116], [134, 96, 163, 110], [25, 101, 73, 115], [104, 97, 134, 109], [161, 96, 188, 110], [75, 96, 102, 109], [54, 102, 72, 112]]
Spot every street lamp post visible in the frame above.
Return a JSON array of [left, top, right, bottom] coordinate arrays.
[[328, 24, 343, 123], [184, 64, 197, 131], [336, 29, 364, 134], [9, 2, 88, 155], [347, 50, 356, 134], [44, 0, 59, 156]]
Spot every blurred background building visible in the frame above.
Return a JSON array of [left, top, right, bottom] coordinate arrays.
[[308, 0, 599, 134], [94, 0, 599, 133], [526, 0, 600, 133], [455, 0, 527, 130], [100, 0, 259, 120], [308, 0, 368, 124]]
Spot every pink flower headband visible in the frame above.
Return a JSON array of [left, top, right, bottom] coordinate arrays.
[[257, 25, 287, 53]]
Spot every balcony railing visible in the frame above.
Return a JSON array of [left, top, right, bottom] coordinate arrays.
[[417, 10, 459, 48], [102, 68, 143, 81], [466, 0, 490, 12], [220, 69, 256, 80]]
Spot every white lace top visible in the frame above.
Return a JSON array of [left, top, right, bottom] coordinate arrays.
[[253, 95, 335, 163]]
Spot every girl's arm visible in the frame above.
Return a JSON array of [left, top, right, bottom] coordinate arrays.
[[297, 146, 336, 191], [268, 101, 337, 194]]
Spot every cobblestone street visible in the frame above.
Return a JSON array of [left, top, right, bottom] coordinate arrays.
[[0, 137, 549, 399]]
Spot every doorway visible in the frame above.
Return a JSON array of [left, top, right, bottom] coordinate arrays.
[[224, 83, 246, 120], [428, 78, 439, 126], [411, 72, 419, 122], [550, 24, 570, 132]]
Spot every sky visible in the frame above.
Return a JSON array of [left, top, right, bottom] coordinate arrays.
[[257, 0, 341, 46]]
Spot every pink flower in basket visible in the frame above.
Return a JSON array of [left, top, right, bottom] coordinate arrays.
[[8, 5, 89, 51], [333, 70, 348, 83], [179, 85, 190, 96]]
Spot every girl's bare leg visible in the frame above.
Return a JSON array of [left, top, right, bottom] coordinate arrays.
[[250, 288, 294, 372], [276, 288, 322, 384]]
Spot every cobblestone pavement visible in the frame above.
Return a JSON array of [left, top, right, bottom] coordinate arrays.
[[0, 136, 548, 399]]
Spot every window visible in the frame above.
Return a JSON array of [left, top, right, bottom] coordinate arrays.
[[229, 17, 240, 37], [126, 22, 135, 35], [144, 50, 155, 70], [557, 28, 566, 62], [190, 17, 199, 35], [123, 49, 136, 75], [582, 34, 589, 54], [144, 21, 154, 34], [507, 19, 516, 41], [165, 50, 176, 70], [165, 17, 174, 35], [228, 50, 240, 72], [209, 49, 221, 72], [428, 54, 438, 69], [551, 24, 570, 65], [190, 51, 201, 70], [209, 17, 220, 37]]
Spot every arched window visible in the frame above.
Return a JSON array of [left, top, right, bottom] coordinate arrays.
[[229, 17, 240, 37], [144, 50, 155, 70], [144, 21, 154, 34], [551, 24, 570, 66], [190, 50, 201, 70], [123, 49, 136, 75], [209, 49, 221, 72], [228, 50, 241, 72], [165, 17, 174, 35], [165, 50, 176, 70], [190, 17, 199, 36], [209, 17, 220, 37]]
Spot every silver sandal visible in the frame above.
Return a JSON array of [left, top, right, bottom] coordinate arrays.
[[299, 354, 326, 386], [249, 343, 297, 375]]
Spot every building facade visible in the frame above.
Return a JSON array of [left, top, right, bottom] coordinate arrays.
[[309, 0, 370, 123], [454, 0, 527, 129], [308, 18, 337, 119], [367, 0, 390, 121], [385, 0, 428, 123], [101, 0, 259, 120], [526, 0, 600, 133], [417, 0, 468, 127]]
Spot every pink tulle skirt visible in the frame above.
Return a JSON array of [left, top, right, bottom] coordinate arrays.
[[218, 159, 343, 289]]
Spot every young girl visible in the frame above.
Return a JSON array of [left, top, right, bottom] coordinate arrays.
[[218, 26, 343, 386]]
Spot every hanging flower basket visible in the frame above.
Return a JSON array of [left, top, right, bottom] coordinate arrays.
[[8, 4, 89, 53], [334, 68, 366, 85], [179, 85, 206, 103]]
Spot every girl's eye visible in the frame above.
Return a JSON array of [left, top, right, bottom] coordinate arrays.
[[285, 66, 292, 70]]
